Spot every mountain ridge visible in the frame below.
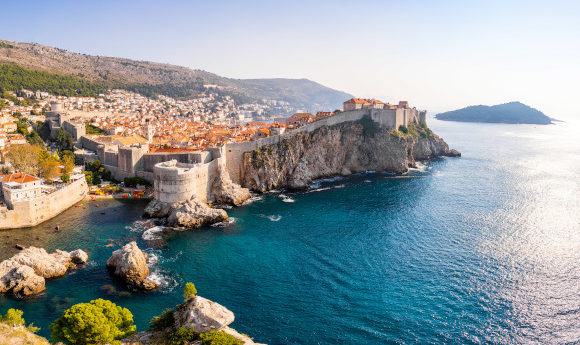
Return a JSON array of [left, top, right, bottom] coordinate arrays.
[[0, 39, 352, 112]]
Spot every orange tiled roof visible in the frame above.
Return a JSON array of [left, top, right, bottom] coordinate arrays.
[[2, 172, 40, 184]]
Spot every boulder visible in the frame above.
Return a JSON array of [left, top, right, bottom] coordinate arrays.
[[167, 199, 228, 228], [70, 249, 89, 264], [0, 247, 88, 296], [106, 242, 159, 291], [174, 296, 235, 333], [210, 163, 251, 206]]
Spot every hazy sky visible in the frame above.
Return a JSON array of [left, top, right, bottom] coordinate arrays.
[[1, 0, 578, 119]]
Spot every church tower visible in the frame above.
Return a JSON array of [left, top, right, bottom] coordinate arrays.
[[145, 119, 155, 143]]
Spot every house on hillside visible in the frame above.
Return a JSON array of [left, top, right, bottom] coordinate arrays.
[[1, 172, 42, 209]]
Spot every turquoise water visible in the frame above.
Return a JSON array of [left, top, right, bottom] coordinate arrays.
[[1, 118, 580, 344]]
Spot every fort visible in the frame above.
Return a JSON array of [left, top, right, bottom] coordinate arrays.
[[73, 99, 427, 205], [0, 177, 88, 229]]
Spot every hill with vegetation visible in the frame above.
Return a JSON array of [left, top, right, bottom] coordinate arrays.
[[0, 39, 352, 111], [435, 102, 552, 124]]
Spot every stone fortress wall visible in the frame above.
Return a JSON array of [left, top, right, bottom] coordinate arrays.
[[0, 177, 88, 229], [73, 107, 425, 204]]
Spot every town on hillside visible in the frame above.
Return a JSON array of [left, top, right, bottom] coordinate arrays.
[[0, 87, 421, 226]]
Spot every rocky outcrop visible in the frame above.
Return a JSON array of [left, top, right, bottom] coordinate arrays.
[[210, 163, 252, 206], [122, 295, 263, 345], [0, 247, 89, 296], [106, 242, 159, 291], [174, 296, 235, 333], [242, 121, 460, 191], [144, 198, 228, 229]]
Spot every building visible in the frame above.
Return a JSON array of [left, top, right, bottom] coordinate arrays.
[[1, 172, 42, 209], [286, 113, 315, 126]]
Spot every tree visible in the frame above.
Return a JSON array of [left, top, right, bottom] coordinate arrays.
[[50, 299, 136, 345], [183, 282, 197, 301], [1, 308, 25, 326], [61, 154, 75, 175], [6, 144, 43, 175], [56, 128, 74, 152], [39, 157, 60, 181]]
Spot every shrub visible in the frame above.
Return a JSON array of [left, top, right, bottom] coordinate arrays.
[[2, 308, 25, 326], [150, 308, 175, 331], [61, 173, 70, 183], [398, 125, 408, 134], [183, 282, 197, 301], [360, 115, 380, 135], [50, 299, 136, 345], [199, 331, 243, 345], [167, 326, 198, 345], [124, 176, 151, 188]]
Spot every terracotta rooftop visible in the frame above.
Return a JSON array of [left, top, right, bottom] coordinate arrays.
[[2, 172, 40, 184]]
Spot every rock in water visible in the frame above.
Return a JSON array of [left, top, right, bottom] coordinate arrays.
[[106, 242, 159, 291], [70, 249, 89, 264], [144, 198, 228, 228], [0, 247, 88, 296], [174, 296, 235, 333], [168, 199, 228, 228]]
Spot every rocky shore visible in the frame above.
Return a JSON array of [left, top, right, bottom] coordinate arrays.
[[106, 242, 159, 291], [242, 120, 460, 191], [0, 247, 88, 296]]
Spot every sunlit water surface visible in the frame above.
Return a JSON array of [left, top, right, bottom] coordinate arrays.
[[1, 118, 579, 344]]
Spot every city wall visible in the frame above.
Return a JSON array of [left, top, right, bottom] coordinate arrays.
[[0, 178, 89, 230]]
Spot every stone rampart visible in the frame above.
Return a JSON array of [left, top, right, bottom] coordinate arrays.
[[153, 159, 220, 204], [0, 178, 89, 230]]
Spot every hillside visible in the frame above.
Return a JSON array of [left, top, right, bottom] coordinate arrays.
[[0, 39, 352, 112], [435, 102, 552, 124]]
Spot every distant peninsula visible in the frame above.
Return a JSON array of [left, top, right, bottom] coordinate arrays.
[[435, 102, 552, 124]]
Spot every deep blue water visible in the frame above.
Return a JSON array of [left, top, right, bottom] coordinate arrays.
[[1, 118, 579, 344]]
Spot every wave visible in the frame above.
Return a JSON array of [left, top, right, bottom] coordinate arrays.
[[260, 214, 282, 222], [279, 194, 295, 203], [126, 219, 159, 233], [243, 195, 264, 205], [211, 217, 237, 227], [148, 270, 179, 293], [142, 226, 166, 241]]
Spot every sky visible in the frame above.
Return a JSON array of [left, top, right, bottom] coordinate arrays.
[[1, 0, 579, 119]]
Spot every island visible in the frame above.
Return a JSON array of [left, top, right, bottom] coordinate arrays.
[[435, 101, 552, 124]]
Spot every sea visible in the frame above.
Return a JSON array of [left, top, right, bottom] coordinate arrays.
[[0, 117, 579, 345]]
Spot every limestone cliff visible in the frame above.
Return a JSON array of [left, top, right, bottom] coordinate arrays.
[[242, 120, 460, 191]]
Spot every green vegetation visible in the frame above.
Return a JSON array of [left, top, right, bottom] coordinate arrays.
[[359, 115, 380, 135], [86, 123, 106, 134], [84, 160, 112, 185], [56, 127, 74, 152], [167, 326, 199, 345], [183, 282, 197, 301], [0, 42, 14, 48], [199, 331, 243, 345], [0, 64, 108, 97], [150, 308, 175, 331], [1, 91, 37, 106], [1, 308, 25, 326], [50, 299, 136, 345], [398, 125, 408, 134], [123, 176, 151, 188]]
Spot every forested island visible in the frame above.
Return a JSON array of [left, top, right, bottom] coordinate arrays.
[[435, 102, 552, 124]]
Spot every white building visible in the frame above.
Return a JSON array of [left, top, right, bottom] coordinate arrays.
[[1, 173, 42, 209]]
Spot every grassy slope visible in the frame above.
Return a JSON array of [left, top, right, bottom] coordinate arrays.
[[0, 323, 50, 345]]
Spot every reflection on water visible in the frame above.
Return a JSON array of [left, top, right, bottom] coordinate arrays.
[[0, 119, 579, 344]]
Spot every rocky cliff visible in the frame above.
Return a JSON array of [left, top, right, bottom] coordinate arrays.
[[241, 120, 460, 191]]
